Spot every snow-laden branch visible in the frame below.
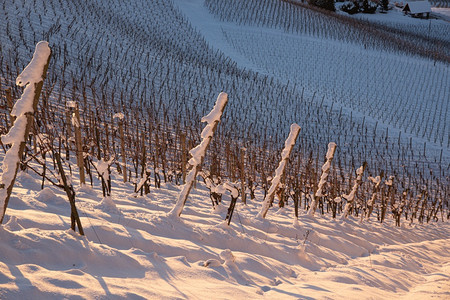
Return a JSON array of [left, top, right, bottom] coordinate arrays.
[[258, 124, 301, 219], [168, 92, 228, 218], [0, 41, 51, 224]]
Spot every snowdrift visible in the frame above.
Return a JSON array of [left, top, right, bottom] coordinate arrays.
[[0, 171, 449, 299]]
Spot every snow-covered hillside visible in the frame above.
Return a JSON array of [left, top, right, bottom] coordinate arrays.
[[183, 0, 449, 149], [0, 0, 449, 298]]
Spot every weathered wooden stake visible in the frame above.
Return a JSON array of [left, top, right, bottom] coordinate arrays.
[[309, 142, 337, 216], [55, 152, 84, 235], [341, 162, 367, 219], [5, 88, 15, 129], [65, 108, 72, 160], [73, 102, 85, 185], [168, 93, 228, 218], [0, 42, 51, 224], [366, 171, 384, 220], [258, 124, 301, 219], [239, 148, 246, 204], [118, 116, 127, 183], [180, 132, 187, 184]]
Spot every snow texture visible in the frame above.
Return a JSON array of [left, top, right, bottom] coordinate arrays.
[[0, 167, 448, 299]]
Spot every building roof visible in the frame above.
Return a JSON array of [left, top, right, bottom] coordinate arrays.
[[403, 1, 432, 14]]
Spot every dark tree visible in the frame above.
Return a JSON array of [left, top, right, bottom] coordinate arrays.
[[341, 1, 359, 14], [308, 0, 336, 12], [380, 0, 389, 12], [361, 0, 377, 13]]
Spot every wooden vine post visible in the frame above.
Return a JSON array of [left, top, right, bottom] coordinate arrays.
[[72, 102, 86, 185], [115, 113, 127, 183], [180, 132, 187, 184], [168, 92, 228, 218], [0, 41, 51, 224], [341, 162, 367, 219], [308, 142, 337, 216], [5, 88, 15, 129], [382, 175, 395, 223], [239, 148, 246, 204], [258, 124, 301, 219], [365, 171, 384, 220], [224, 183, 240, 225], [54, 152, 84, 235], [65, 107, 72, 160]]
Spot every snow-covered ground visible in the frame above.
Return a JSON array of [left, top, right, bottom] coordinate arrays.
[[0, 169, 449, 299], [432, 7, 450, 19]]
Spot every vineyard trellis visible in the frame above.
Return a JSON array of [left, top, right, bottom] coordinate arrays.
[[0, 0, 448, 230]]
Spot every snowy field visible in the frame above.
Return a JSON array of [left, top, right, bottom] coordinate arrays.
[[432, 7, 450, 19], [0, 0, 449, 298], [0, 169, 449, 299], [220, 27, 448, 145], [178, 0, 450, 148]]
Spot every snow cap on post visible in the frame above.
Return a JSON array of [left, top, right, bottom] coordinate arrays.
[[326, 142, 337, 159], [11, 41, 51, 117], [113, 112, 125, 120], [201, 92, 228, 124], [16, 41, 51, 87], [190, 92, 229, 165], [66, 101, 77, 108], [341, 162, 367, 219], [282, 124, 301, 154], [308, 141, 337, 216]]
